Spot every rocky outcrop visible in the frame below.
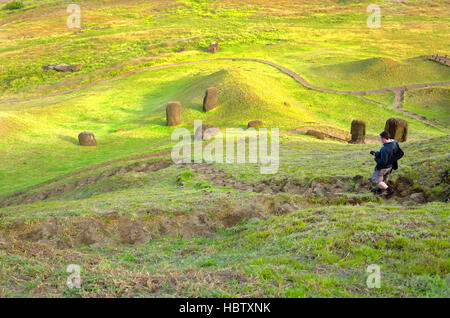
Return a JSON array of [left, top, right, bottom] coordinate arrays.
[[43, 64, 82, 72]]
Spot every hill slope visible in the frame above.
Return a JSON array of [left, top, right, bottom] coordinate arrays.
[[0, 59, 446, 197], [303, 57, 450, 91], [0, 0, 449, 299]]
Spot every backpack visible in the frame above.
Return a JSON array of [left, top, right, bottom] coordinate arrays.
[[391, 142, 404, 170]]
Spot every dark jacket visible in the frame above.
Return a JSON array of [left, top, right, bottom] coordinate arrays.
[[374, 140, 399, 170]]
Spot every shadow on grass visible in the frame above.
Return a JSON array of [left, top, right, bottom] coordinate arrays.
[[58, 135, 79, 145]]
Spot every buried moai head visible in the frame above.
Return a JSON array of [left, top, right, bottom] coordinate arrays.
[[203, 87, 218, 112], [247, 120, 264, 128], [306, 129, 325, 140], [43, 64, 82, 72], [350, 120, 366, 144], [207, 42, 219, 53], [78, 131, 97, 146], [385, 117, 408, 142], [166, 101, 182, 126], [194, 124, 221, 141]]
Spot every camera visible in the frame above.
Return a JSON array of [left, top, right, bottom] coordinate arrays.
[[370, 151, 376, 155]]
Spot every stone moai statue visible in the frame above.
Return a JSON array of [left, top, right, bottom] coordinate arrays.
[[202, 87, 218, 112], [350, 120, 366, 144], [166, 101, 182, 126], [78, 131, 97, 146], [385, 117, 408, 142]]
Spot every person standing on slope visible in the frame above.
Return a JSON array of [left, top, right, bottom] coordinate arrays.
[[370, 131, 403, 199]]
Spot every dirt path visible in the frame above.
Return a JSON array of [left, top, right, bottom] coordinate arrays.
[[1, 58, 449, 129], [389, 87, 448, 131]]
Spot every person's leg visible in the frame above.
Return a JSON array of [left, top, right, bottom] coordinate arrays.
[[383, 168, 392, 183], [380, 168, 395, 198], [371, 168, 384, 194], [371, 168, 379, 184], [378, 168, 389, 189], [378, 180, 388, 190]]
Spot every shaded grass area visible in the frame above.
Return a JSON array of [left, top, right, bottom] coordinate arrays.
[[302, 57, 450, 91], [403, 87, 450, 128]]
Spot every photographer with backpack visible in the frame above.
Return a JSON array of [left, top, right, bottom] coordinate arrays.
[[370, 131, 404, 199]]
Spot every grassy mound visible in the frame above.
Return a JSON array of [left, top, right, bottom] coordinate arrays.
[[166, 68, 317, 128], [304, 57, 450, 91]]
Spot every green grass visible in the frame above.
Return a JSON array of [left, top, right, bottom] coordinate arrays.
[[215, 134, 450, 187], [0, 59, 446, 197], [403, 87, 450, 128], [0, 135, 447, 226], [0, 0, 448, 98], [302, 57, 450, 91], [0, 0, 449, 298], [1, 203, 448, 297], [2, 1, 24, 11]]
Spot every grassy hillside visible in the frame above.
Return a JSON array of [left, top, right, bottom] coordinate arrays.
[[303, 57, 450, 91], [0, 0, 449, 98], [0, 0, 449, 298], [0, 60, 446, 197], [1, 202, 448, 297], [403, 87, 450, 128], [0, 133, 448, 297]]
